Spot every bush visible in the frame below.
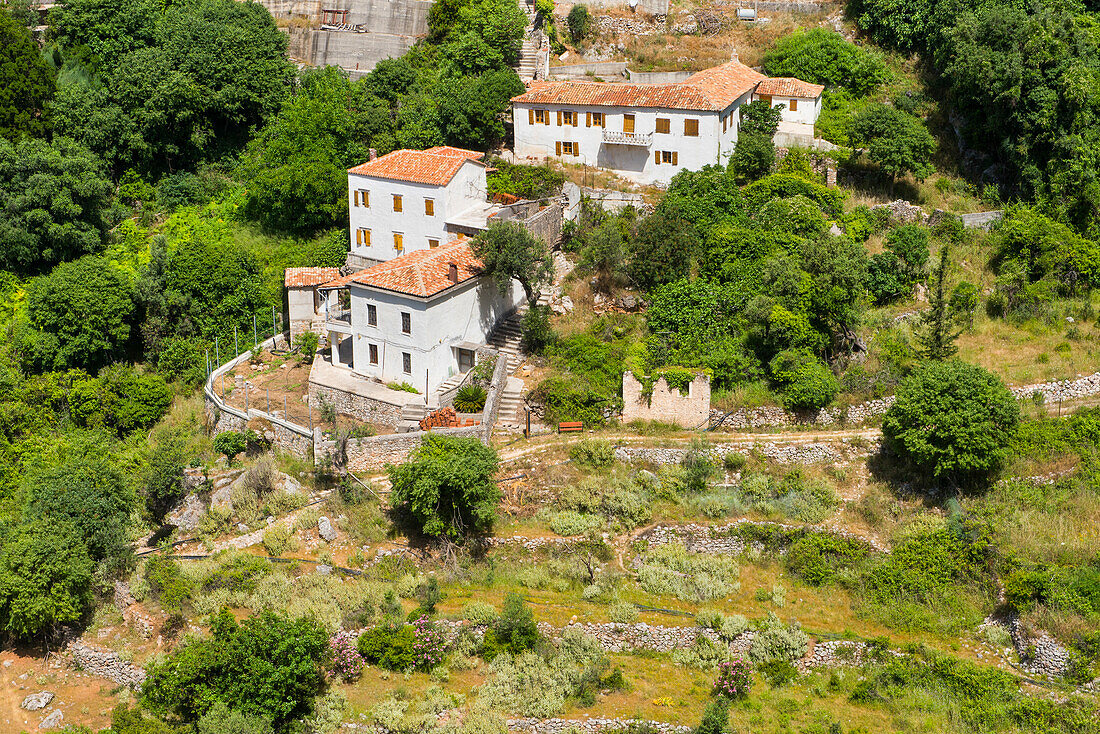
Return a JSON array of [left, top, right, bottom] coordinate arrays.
[[757, 659, 798, 687], [566, 4, 591, 40], [521, 304, 556, 354], [570, 439, 616, 469], [463, 601, 498, 625], [636, 543, 740, 602], [763, 28, 890, 96], [411, 616, 447, 670], [145, 556, 194, 611], [357, 622, 417, 671], [483, 592, 539, 658], [882, 360, 1019, 485], [454, 384, 487, 412], [712, 658, 752, 699], [213, 431, 248, 465], [608, 602, 638, 624], [770, 350, 839, 410], [297, 331, 319, 364], [558, 475, 651, 529], [732, 134, 775, 183], [195, 702, 275, 734], [548, 510, 602, 536], [695, 699, 729, 734], [784, 533, 869, 586], [329, 631, 364, 681], [748, 613, 808, 664]]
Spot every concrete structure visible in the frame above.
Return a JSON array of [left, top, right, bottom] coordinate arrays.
[[285, 267, 340, 339], [511, 58, 823, 185], [753, 77, 825, 141], [622, 372, 711, 428], [347, 147, 491, 265], [318, 240, 524, 394]]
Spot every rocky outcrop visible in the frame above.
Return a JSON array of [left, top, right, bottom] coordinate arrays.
[[20, 692, 54, 711], [318, 516, 338, 542]]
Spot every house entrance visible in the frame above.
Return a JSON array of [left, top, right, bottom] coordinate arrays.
[[457, 348, 475, 373]]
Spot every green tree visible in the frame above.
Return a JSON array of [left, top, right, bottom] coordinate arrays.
[[0, 10, 55, 140], [488, 592, 539, 655], [731, 134, 775, 184], [882, 360, 1019, 485], [916, 246, 961, 361], [0, 137, 112, 274], [213, 431, 248, 465], [630, 209, 697, 290], [143, 609, 330, 730], [0, 521, 94, 639], [24, 446, 135, 566], [471, 221, 553, 306], [739, 99, 783, 137], [762, 28, 890, 95], [850, 103, 935, 184], [388, 434, 501, 539], [69, 365, 173, 435], [428, 0, 527, 64], [437, 70, 525, 149], [567, 5, 591, 41], [23, 256, 135, 372], [580, 218, 631, 293]]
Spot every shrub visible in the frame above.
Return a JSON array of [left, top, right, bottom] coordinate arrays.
[[297, 331, 319, 364], [757, 659, 798, 687], [695, 699, 729, 734], [411, 616, 447, 671], [357, 622, 417, 671], [637, 543, 740, 602], [608, 602, 638, 624], [558, 475, 651, 529], [570, 439, 616, 469], [732, 134, 775, 183], [463, 601, 498, 625], [567, 4, 591, 41], [454, 384, 487, 412], [329, 631, 364, 681], [145, 556, 194, 612], [521, 304, 556, 354], [213, 431, 248, 465], [548, 510, 602, 536], [262, 525, 294, 556], [763, 28, 890, 95], [196, 702, 275, 734], [719, 615, 749, 641], [748, 612, 808, 664], [712, 658, 752, 699], [483, 592, 539, 658], [784, 533, 869, 586]]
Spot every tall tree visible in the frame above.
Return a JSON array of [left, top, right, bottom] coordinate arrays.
[[850, 103, 935, 185], [917, 246, 961, 361], [0, 10, 55, 140], [471, 221, 553, 306]]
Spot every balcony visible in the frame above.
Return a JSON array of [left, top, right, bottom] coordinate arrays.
[[602, 129, 653, 146]]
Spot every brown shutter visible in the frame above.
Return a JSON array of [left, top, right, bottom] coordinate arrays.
[[556, 141, 562, 156], [529, 108, 534, 125], [654, 151, 660, 164], [557, 110, 562, 126], [353, 190, 359, 207], [672, 151, 679, 165], [356, 228, 362, 245], [365, 229, 370, 246], [573, 113, 578, 127], [544, 110, 550, 125], [586, 112, 591, 127], [573, 143, 580, 157]]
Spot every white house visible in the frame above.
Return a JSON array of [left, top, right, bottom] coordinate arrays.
[[285, 267, 341, 339], [511, 58, 824, 185], [318, 240, 524, 394], [346, 146, 495, 265], [753, 77, 825, 143]]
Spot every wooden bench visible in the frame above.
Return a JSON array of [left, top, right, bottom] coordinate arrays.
[[558, 421, 583, 433]]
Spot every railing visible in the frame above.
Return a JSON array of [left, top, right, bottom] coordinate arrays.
[[602, 129, 653, 146]]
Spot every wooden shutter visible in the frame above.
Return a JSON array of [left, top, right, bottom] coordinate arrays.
[[529, 108, 534, 125], [572, 113, 578, 127], [394, 233, 403, 250], [586, 112, 591, 127], [544, 110, 550, 125], [672, 151, 678, 165], [393, 194, 402, 212], [354, 190, 359, 207], [364, 229, 370, 246], [654, 151, 660, 164], [425, 199, 434, 216], [363, 190, 369, 207], [557, 110, 562, 126], [356, 228, 362, 245], [573, 143, 580, 157], [556, 141, 562, 156]]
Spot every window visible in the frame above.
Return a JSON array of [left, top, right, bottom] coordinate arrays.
[[623, 114, 635, 134], [369, 344, 378, 364], [428, 238, 440, 249], [401, 312, 411, 334], [402, 352, 412, 374], [758, 95, 772, 105], [655, 150, 679, 165], [353, 189, 369, 207], [587, 112, 604, 127], [655, 117, 670, 134], [533, 109, 549, 125], [355, 228, 371, 247], [560, 110, 577, 126], [367, 304, 377, 326], [393, 232, 403, 250], [789, 99, 798, 112], [684, 119, 699, 136], [393, 194, 402, 212], [424, 198, 434, 216], [556, 141, 578, 157]]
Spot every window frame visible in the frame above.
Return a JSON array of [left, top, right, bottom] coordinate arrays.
[[401, 312, 411, 334], [367, 304, 377, 327], [369, 343, 379, 364], [789, 98, 798, 112], [402, 352, 412, 374], [356, 227, 371, 247], [428, 238, 440, 249]]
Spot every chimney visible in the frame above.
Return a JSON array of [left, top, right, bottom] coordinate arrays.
[[369, 148, 378, 161], [448, 263, 459, 284], [731, 49, 740, 63]]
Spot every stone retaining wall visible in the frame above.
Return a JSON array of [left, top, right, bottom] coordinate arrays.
[[309, 380, 404, 429], [68, 643, 146, 689], [615, 440, 871, 467], [507, 719, 690, 734], [641, 520, 890, 554], [318, 425, 482, 472]]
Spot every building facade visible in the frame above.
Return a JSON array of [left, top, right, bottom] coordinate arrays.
[[511, 59, 824, 184], [319, 241, 524, 394], [346, 147, 494, 265]]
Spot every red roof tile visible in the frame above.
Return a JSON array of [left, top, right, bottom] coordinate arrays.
[[512, 60, 766, 111], [285, 267, 341, 288], [348, 148, 485, 186], [755, 77, 825, 98], [325, 241, 484, 298]]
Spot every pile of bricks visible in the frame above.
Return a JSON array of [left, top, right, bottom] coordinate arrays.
[[419, 407, 481, 431]]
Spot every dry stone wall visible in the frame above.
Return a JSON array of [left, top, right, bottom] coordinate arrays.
[[318, 425, 482, 472], [309, 380, 403, 428], [622, 373, 711, 428], [614, 439, 874, 466], [68, 643, 146, 689], [507, 719, 690, 734]]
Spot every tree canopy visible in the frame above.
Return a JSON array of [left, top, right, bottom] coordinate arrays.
[[762, 28, 890, 96], [850, 103, 935, 182], [0, 10, 55, 140], [471, 221, 554, 306]]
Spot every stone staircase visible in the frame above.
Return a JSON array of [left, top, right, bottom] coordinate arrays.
[[397, 402, 428, 433], [496, 376, 528, 430], [486, 313, 525, 374], [513, 0, 543, 80]]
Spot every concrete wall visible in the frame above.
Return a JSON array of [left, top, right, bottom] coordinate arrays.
[[550, 62, 629, 80], [288, 286, 321, 339], [348, 160, 485, 261], [626, 70, 693, 84], [513, 97, 745, 184], [581, 0, 669, 14], [622, 372, 711, 427], [346, 276, 524, 393], [522, 203, 563, 248], [960, 210, 1003, 230]]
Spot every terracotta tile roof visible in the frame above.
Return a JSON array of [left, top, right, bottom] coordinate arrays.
[[285, 267, 340, 288], [347, 148, 484, 186], [755, 77, 825, 98], [424, 146, 485, 160], [512, 60, 766, 111], [324, 240, 484, 298]]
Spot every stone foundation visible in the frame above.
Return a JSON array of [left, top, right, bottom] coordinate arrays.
[[317, 425, 483, 472], [68, 643, 146, 689], [309, 380, 403, 429]]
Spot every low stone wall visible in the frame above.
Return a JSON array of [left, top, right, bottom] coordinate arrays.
[[614, 440, 865, 466], [801, 640, 876, 669], [539, 621, 724, 653], [309, 379, 403, 428], [319, 425, 482, 472], [641, 520, 889, 554], [508, 719, 690, 734], [960, 210, 1003, 230], [69, 643, 146, 689], [481, 354, 510, 444]]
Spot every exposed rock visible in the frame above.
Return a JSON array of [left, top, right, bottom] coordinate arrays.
[[281, 474, 304, 495], [318, 516, 338, 542], [166, 493, 205, 531], [316, 564, 333, 576], [68, 643, 146, 689], [21, 692, 54, 711], [39, 710, 64, 730]]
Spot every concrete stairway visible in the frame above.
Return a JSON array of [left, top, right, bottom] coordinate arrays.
[[496, 376, 527, 430], [513, 0, 541, 80], [397, 402, 427, 433], [486, 315, 525, 374]]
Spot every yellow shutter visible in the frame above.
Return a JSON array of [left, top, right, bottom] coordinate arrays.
[[394, 233, 403, 250], [356, 228, 362, 245], [672, 151, 679, 165], [364, 229, 370, 246], [363, 190, 369, 207], [425, 199, 434, 216], [393, 194, 402, 212], [556, 141, 562, 156], [573, 112, 578, 127], [573, 143, 579, 157], [354, 190, 359, 207], [529, 108, 534, 125], [557, 110, 562, 126], [654, 151, 660, 164], [586, 112, 591, 127]]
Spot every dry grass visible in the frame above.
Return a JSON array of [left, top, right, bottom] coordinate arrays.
[[956, 314, 1100, 385]]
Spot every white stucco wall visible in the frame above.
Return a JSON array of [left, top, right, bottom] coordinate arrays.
[[347, 161, 487, 262], [753, 94, 822, 126], [345, 276, 524, 392], [513, 100, 747, 185]]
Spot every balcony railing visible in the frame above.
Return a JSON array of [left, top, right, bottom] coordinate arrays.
[[602, 129, 653, 146]]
